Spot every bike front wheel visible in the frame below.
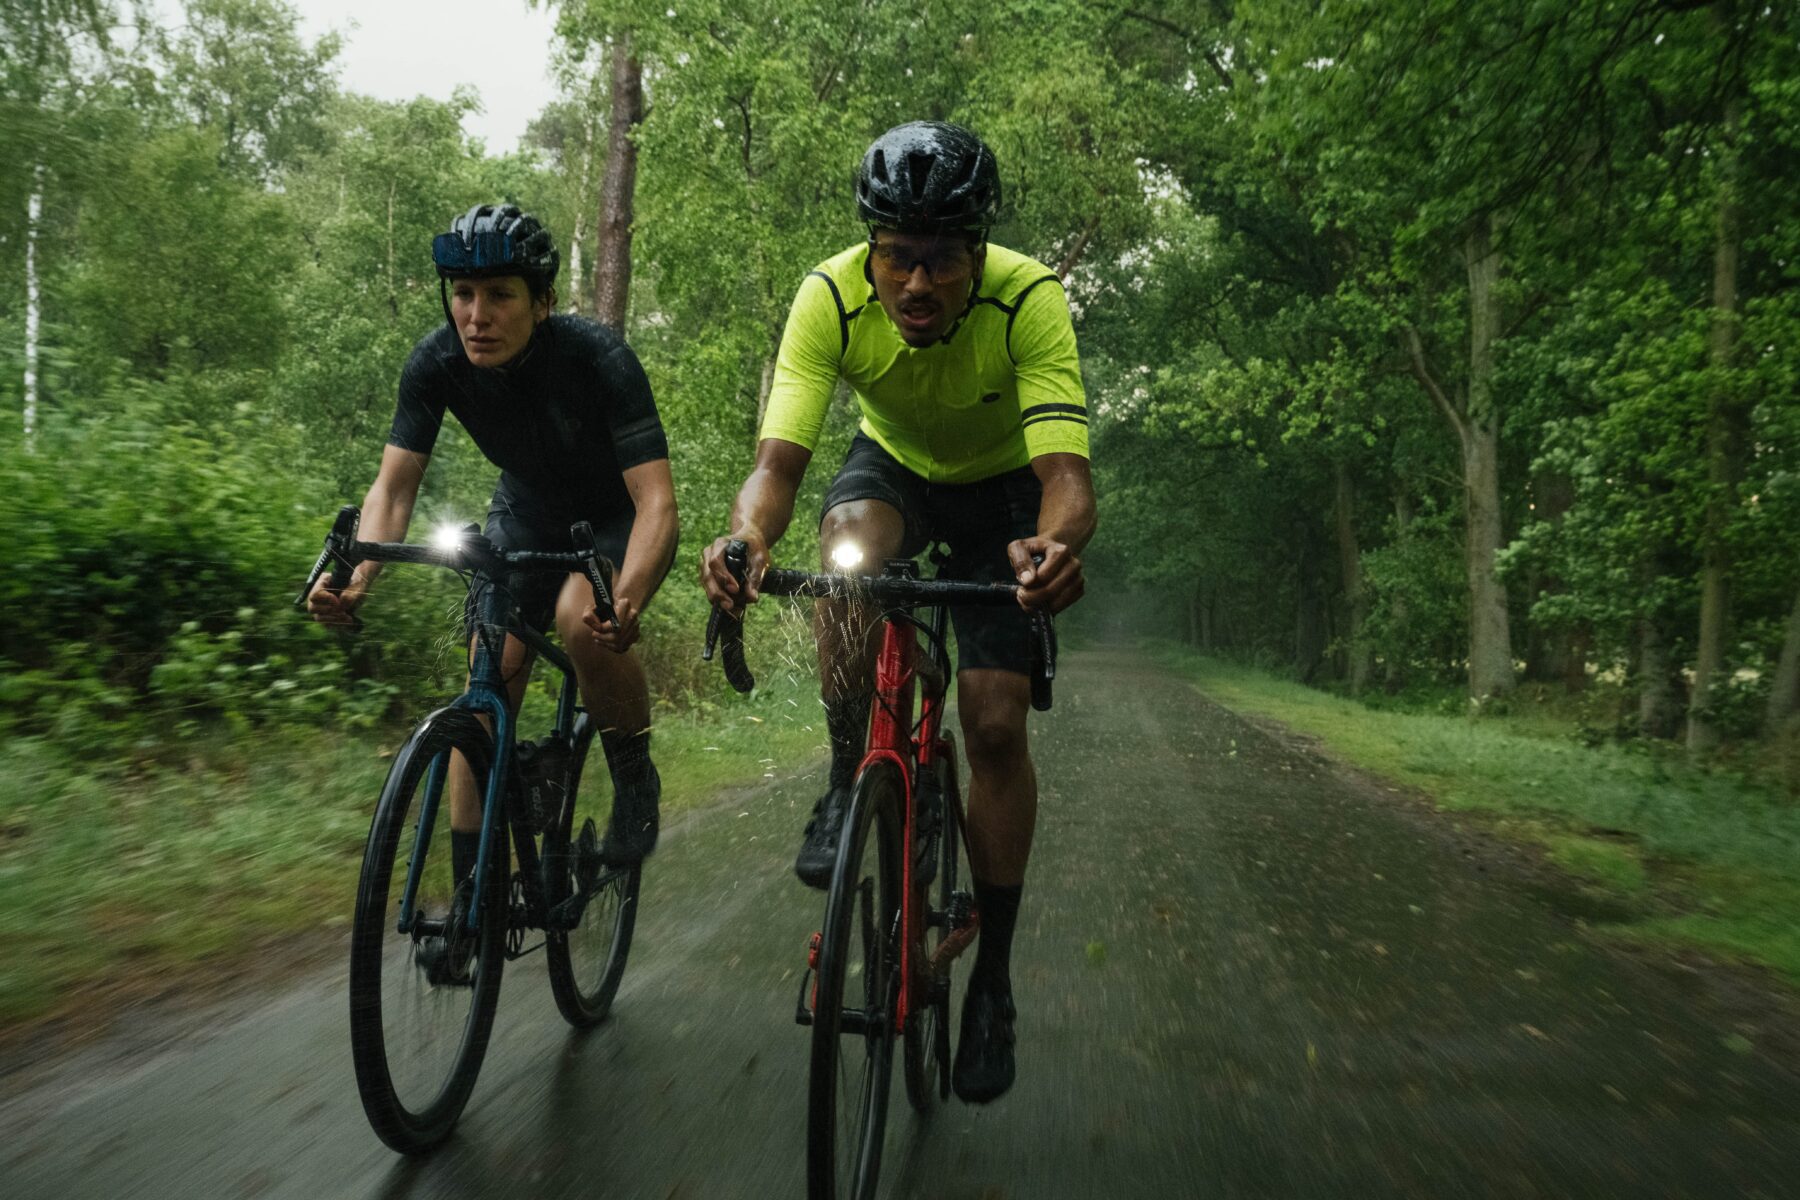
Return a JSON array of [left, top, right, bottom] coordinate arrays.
[[544, 715, 642, 1027], [904, 740, 964, 1113], [807, 761, 903, 1200], [348, 707, 506, 1154]]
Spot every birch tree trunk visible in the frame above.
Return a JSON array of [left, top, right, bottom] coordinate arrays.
[[591, 33, 643, 332], [24, 166, 44, 446]]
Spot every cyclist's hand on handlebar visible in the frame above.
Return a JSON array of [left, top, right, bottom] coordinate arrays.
[[1007, 536, 1085, 614], [584, 595, 641, 653], [306, 573, 367, 626], [701, 531, 768, 612]]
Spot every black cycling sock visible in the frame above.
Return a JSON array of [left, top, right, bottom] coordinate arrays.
[[601, 726, 654, 794], [451, 830, 481, 885], [825, 694, 872, 791], [969, 879, 1023, 993]]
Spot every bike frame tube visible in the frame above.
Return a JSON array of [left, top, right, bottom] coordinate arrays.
[[854, 610, 955, 1034], [450, 577, 530, 931], [397, 745, 452, 935]]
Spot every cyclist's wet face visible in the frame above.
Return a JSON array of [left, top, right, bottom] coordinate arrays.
[[450, 275, 548, 367], [869, 231, 982, 347]]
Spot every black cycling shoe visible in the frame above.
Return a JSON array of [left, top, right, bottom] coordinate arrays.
[[415, 879, 476, 988], [599, 762, 661, 867], [951, 981, 1016, 1103], [794, 787, 850, 889]]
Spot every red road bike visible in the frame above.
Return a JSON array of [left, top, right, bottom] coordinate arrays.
[[705, 541, 1054, 1199]]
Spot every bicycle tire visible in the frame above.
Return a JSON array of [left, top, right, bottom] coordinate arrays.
[[544, 714, 643, 1027], [903, 741, 963, 1113], [349, 707, 506, 1154], [807, 761, 903, 1200]]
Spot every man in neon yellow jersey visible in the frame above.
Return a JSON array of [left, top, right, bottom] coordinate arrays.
[[701, 122, 1096, 1105]]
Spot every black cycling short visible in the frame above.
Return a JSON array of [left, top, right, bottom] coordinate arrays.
[[821, 432, 1041, 675], [462, 506, 631, 640]]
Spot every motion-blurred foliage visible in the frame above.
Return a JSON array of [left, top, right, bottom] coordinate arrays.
[[2, 0, 1798, 769]]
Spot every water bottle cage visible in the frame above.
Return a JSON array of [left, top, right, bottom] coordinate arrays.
[[513, 735, 572, 835]]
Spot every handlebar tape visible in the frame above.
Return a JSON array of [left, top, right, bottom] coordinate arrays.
[[702, 540, 757, 694]]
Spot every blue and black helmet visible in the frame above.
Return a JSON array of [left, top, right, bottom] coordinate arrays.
[[855, 122, 1001, 236], [432, 203, 559, 291]]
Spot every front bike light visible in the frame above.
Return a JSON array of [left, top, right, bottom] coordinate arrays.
[[432, 522, 467, 553], [830, 541, 864, 572]]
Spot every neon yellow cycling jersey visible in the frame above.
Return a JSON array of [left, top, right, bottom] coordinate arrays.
[[760, 242, 1089, 484]]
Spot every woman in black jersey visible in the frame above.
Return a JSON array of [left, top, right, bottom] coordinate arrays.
[[308, 204, 678, 886]]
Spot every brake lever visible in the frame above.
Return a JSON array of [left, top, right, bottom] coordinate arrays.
[[703, 540, 756, 693], [569, 521, 619, 626], [295, 505, 364, 631]]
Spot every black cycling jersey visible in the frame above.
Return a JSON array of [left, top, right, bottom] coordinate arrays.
[[388, 315, 669, 527]]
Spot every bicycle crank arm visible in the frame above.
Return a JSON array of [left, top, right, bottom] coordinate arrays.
[[927, 911, 982, 978]]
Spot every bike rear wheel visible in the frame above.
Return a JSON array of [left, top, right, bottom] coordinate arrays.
[[904, 740, 964, 1113], [545, 715, 642, 1027], [807, 761, 903, 1200], [349, 707, 506, 1154]]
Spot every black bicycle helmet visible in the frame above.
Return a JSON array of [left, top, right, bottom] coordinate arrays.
[[432, 203, 560, 291], [855, 122, 1001, 236]]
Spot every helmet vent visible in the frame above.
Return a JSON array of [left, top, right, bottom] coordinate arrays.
[[907, 152, 935, 201], [872, 149, 889, 183]]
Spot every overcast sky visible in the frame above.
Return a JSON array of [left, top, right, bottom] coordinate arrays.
[[154, 0, 563, 155]]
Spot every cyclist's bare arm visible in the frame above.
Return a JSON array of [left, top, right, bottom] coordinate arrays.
[[584, 457, 678, 651], [306, 445, 428, 623], [1007, 452, 1095, 614], [701, 437, 812, 610]]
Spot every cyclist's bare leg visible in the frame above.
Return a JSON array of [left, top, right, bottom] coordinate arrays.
[[449, 632, 536, 833], [953, 666, 1033, 1101], [956, 669, 1036, 886], [815, 499, 906, 702], [552, 573, 651, 735], [555, 572, 659, 861]]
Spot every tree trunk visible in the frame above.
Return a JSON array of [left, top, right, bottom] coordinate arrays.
[[1384, 488, 1414, 692], [1461, 218, 1515, 700], [1635, 537, 1685, 738], [1638, 610, 1684, 740], [1402, 221, 1515, 703], [1525, 469, 1584, 689], [754, 356, 776, 441], [1688, 103, 1746, 753], [591, 33, 643, 332], [567, 99, 600, 315], [1766, 586, 1800, 736], [24, 166, 43, 446], [385, 179, 398, 318], [1201, 590, 1215, 652], [1294, 529, 1327, 684], [1334, 461, 1373, 694]]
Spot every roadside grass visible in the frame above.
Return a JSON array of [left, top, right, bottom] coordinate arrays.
[[0, 670, 826, 1029], [1158, 644, 1800, 986]]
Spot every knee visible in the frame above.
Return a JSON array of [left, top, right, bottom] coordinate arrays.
[[961, 705, 1027, 769], [819, 501, 901, 568]]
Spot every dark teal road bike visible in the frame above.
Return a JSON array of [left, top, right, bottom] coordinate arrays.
[[298, 505, 641, 1153]]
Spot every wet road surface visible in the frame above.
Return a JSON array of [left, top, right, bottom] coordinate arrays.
[[4, 647, 1799, 1198]]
